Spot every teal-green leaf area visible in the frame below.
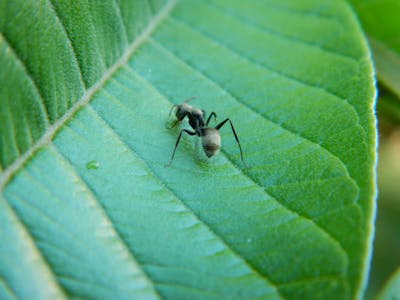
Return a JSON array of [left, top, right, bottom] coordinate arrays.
[[378, 267, 400, 300], [0, 0, 377, 299]]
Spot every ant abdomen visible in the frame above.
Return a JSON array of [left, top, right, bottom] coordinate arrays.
[[201, 128, 221, 158]]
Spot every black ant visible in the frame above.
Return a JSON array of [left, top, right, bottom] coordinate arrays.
[[166, 97, 246, 167]]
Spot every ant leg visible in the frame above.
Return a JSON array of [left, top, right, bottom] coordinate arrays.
[[206, 112, 217, 126], [195, 118, 202, 136], [215, 118, 246, 166], [166, 129, 196, 166]]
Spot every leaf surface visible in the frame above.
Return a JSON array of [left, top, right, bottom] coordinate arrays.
[[0, 0, 377, 299]]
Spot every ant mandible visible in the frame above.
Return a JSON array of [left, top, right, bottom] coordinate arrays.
[[166, 97, 246, 167]]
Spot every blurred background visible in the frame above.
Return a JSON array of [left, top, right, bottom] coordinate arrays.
[[348, 0, 400, 298], [368, 87, 400, 298]]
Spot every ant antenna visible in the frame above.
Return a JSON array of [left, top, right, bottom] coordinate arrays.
[[169, 97, 196, 116], [184, 96, 197, 103], [169, 104, 178, 116]]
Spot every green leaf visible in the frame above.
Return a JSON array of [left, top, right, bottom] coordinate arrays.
[[349, 0, 400, 98], [0, 0, 377, 299], [378, 267, 400, 300]]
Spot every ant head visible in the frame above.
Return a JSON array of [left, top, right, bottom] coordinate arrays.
[[174, 103, 192, 121], [201, 128, 221, 158]]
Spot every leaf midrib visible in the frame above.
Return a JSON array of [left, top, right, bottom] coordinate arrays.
[[0, 0, 177, 192], [0, 3, 176, 297], [0, 1, 371, 298]]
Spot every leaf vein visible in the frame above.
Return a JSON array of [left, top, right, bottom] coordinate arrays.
[[149, 37, 357, 192], [112, 0, 129, 48], [276, 274, 347, 288], [50, 145, 162, 299], [3, 97, 21, 160], [133, 43, 351, 281], [0, 277, 18, 300], [0, 33, 50, 126], [5, 184, 107, 268], [168, 15, 363, 133], [47, 0, 86, 91], [0, 196, 67, 298], [111, 68, 349, 288], [204, 0, 359, 62]]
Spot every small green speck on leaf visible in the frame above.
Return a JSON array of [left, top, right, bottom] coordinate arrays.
[[86, 160, 100, 170]]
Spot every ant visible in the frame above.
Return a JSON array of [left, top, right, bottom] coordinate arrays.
[[166, 97, 246, 167]]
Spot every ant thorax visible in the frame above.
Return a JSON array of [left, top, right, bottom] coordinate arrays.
[[190, 107, 203, 117]]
